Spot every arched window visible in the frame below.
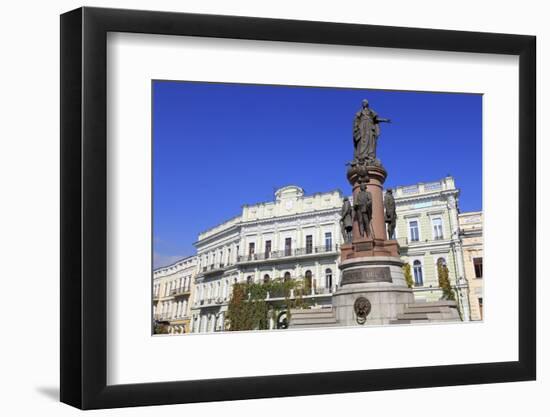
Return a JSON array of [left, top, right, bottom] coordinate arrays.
[[263, 274, 270, 284], [437, 257, 446, 267], [305, 270, 313, 291], [284, 272, 291, 282], [246, 275, 253, 284], [325, 268, 333, 289], [413, 260, 424, 286]]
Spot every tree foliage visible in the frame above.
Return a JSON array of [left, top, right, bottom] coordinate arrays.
[[437, 260, 455, 301], [153, 322, 170, 335], [402, 262, 414, 288], [225, 278, 309, 331]]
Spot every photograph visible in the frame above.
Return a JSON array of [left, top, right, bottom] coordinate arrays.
[[151, 81, 484, 335]]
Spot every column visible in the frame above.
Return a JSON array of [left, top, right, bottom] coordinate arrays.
[[316, 223, 321, 250], [315, 261, 321, 291], [296, 226, 303, 251]]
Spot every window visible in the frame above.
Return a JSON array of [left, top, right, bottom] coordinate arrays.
[[306, 235, 313, 254], [473, 257, 483, 278], [432, 217, 444, 240], [478, 297, 483, 320], [325, 268, 333, 289], [413, 260, 423, 286], [409, 220, 420, 242], [325, 232, 333, 251], [263, 274, 270, 284], [305, 270, 313, 292], [265, 240, 271, 259], [248, 242, 255, 256], [284, 271, 291, 282], [285, 237, 292, 256], [246, 275, 253, 284]]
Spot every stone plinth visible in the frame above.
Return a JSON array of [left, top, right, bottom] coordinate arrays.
[[334, 256, 414, 325]]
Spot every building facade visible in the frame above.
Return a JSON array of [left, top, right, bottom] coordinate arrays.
[[190, 186, 343, 333], [459, 211, 484, 321], [153, 177, 481, 333], [393, 176, 471, 321], [153, 255, 197, 334]]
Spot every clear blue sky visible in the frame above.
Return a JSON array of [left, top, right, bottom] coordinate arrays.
[[153, 81, 482, 268]]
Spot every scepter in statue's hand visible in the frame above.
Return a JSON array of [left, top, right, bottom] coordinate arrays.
[[376, 117, 392, 124]]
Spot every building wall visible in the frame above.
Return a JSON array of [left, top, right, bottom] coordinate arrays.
[[393, 177, 471, 319], [190, 186, 343, 333], [153, 255, 198, 333], [459, 211, 484, 321], [153, 178, 481, 333]]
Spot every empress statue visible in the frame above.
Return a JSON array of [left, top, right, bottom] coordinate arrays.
[[353, 99, 391, 165]]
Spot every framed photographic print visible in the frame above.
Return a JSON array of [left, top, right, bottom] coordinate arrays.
[[60, 6, 536, 410]]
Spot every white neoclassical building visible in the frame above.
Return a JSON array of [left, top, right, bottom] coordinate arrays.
[[190, 186, 343, 333], [393, 176, 472, 321], [153, 255, 198, 334], [153, 177, 480, 334]]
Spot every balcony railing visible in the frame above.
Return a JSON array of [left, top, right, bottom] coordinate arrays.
[[397, 236, 448, 246], [199, 263, 234, 275], [237, 245, 338, 263], [170, 286, 191, 296], [154, 313, 190, 321]]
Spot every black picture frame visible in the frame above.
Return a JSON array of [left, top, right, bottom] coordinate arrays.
[[60, 6, 536, 410]]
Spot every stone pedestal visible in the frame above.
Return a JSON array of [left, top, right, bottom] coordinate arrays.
[[334, 256, 414, 325]]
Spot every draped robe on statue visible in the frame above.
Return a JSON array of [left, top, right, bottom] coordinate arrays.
[[353, 108, 380, 162]]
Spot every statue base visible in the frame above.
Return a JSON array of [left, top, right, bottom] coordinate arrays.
[[333, 256, 414, 325], [340, 238, 399, 260]]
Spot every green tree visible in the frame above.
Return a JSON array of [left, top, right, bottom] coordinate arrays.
[[153, 322, 170, 335], [226, 278, 308, 331], [437, 259, 455, 301], [402, 262, 414, 288]]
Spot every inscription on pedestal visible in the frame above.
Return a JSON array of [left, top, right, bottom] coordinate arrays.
[[341, 267, 392, 285], [355, 241, 373, 252]]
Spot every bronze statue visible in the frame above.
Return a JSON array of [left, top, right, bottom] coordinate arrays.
[[354, 183, 373, 238], [340, 197, 354, 244], [353, 99, 391, 165], [384, 189, 397, 240]]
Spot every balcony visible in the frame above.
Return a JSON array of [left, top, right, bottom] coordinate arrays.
[[195, 297, 227, 308], [237, 245, 339, 264], [199, 263, 234, 277], [397, 236, 448, 247], [170, 286, 191, 297], [154, 313, 191, 322]]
